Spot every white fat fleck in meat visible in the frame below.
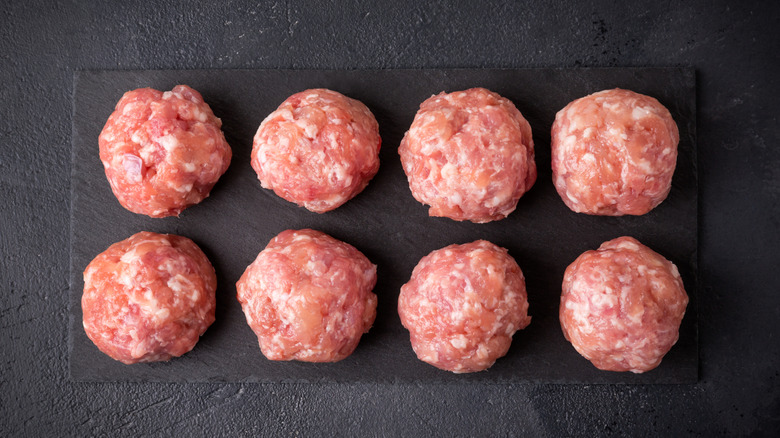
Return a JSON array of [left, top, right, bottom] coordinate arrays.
[[121, 101, 141, 116], [615, 239, 641, 252], [582, 153, 596, 164], [634, 157, 655, 173], [328, 163, 348, 183], [158, 257, 181, 277], [670, 263, 681, 279], [305, 259, 328, 276], [167, 274, 193, 294], [418, 138, 439, 156], [173, 182, 194, 193], [583, 127, 596, 138], [296, 118, 319, 138], [589, 289, 617, 309], [601, 101, 618, 111], [276, 109, 294, 121], [139, 288, 171, 322], [448, 192, 463, 205], [564, 134, 577, 150], [462, 277, 475, 295], [116, 268, 136, 289], [450, 335, 468, 350], [130, 130, 144, 145], [137, 142, 157, 164], [157, 134, 180, 153], [483, 195, 504, 209], [504, 323, 516, 335], [567, 115, 585, 133], [440, 162, 458, 179], [607, 127, 624, 142], [119, 246, 141, 264], [632, 106, 653, 120], [566, 187, 581, 204], [278, 136, 292, 149]]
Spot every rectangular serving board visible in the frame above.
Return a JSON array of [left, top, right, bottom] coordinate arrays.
[[70, 68, 697, 383]]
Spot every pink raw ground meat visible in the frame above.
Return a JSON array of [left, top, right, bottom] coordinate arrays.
[[251, 89, 381, 213], [398, 240, 531, 373], [82, 232, 217, 364], [399, 88, 536, 223], [551, 88, 679, 216], [99, 85, 232, 218], [236, 229, 377, 362], [559, 236, 688, 373]]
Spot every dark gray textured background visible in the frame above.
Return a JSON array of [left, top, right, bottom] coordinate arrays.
[[1, 0, 778, 435]]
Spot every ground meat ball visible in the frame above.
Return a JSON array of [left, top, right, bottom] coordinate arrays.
[[398, 240, 532, 373], [251, 89, 381, 213], [399, 88, 537, 223], [559, 236, 688, 373], [236, 229, 377, 362], [99, 85, 232, 218], [551, 88, 679, 215], [82, 232, 217, 364]]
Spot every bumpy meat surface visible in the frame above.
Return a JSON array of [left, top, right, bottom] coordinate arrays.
[[559, 236, 688, 373], [236, 229, 378, 362], [551, 88, 679, 215], [251, 89, 381, 213], [398, 88, 536, 223], [398, 240, 531, 373], [82, 232, 217, 364], [99, 85, 232, 218]]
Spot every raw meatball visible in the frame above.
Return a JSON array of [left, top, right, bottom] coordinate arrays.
[[99, 85, 232, 218], [82, 232, 217, 364], [398, 240, 532, 373], [551, 88, 679, 215], [251, 89, 381, 213], [236, 229, 377, 362], [559, 236, 688, 373], [399, 88, 537, 223]]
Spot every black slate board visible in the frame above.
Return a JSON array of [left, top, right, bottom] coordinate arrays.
[[70, 68, 697, 383]]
